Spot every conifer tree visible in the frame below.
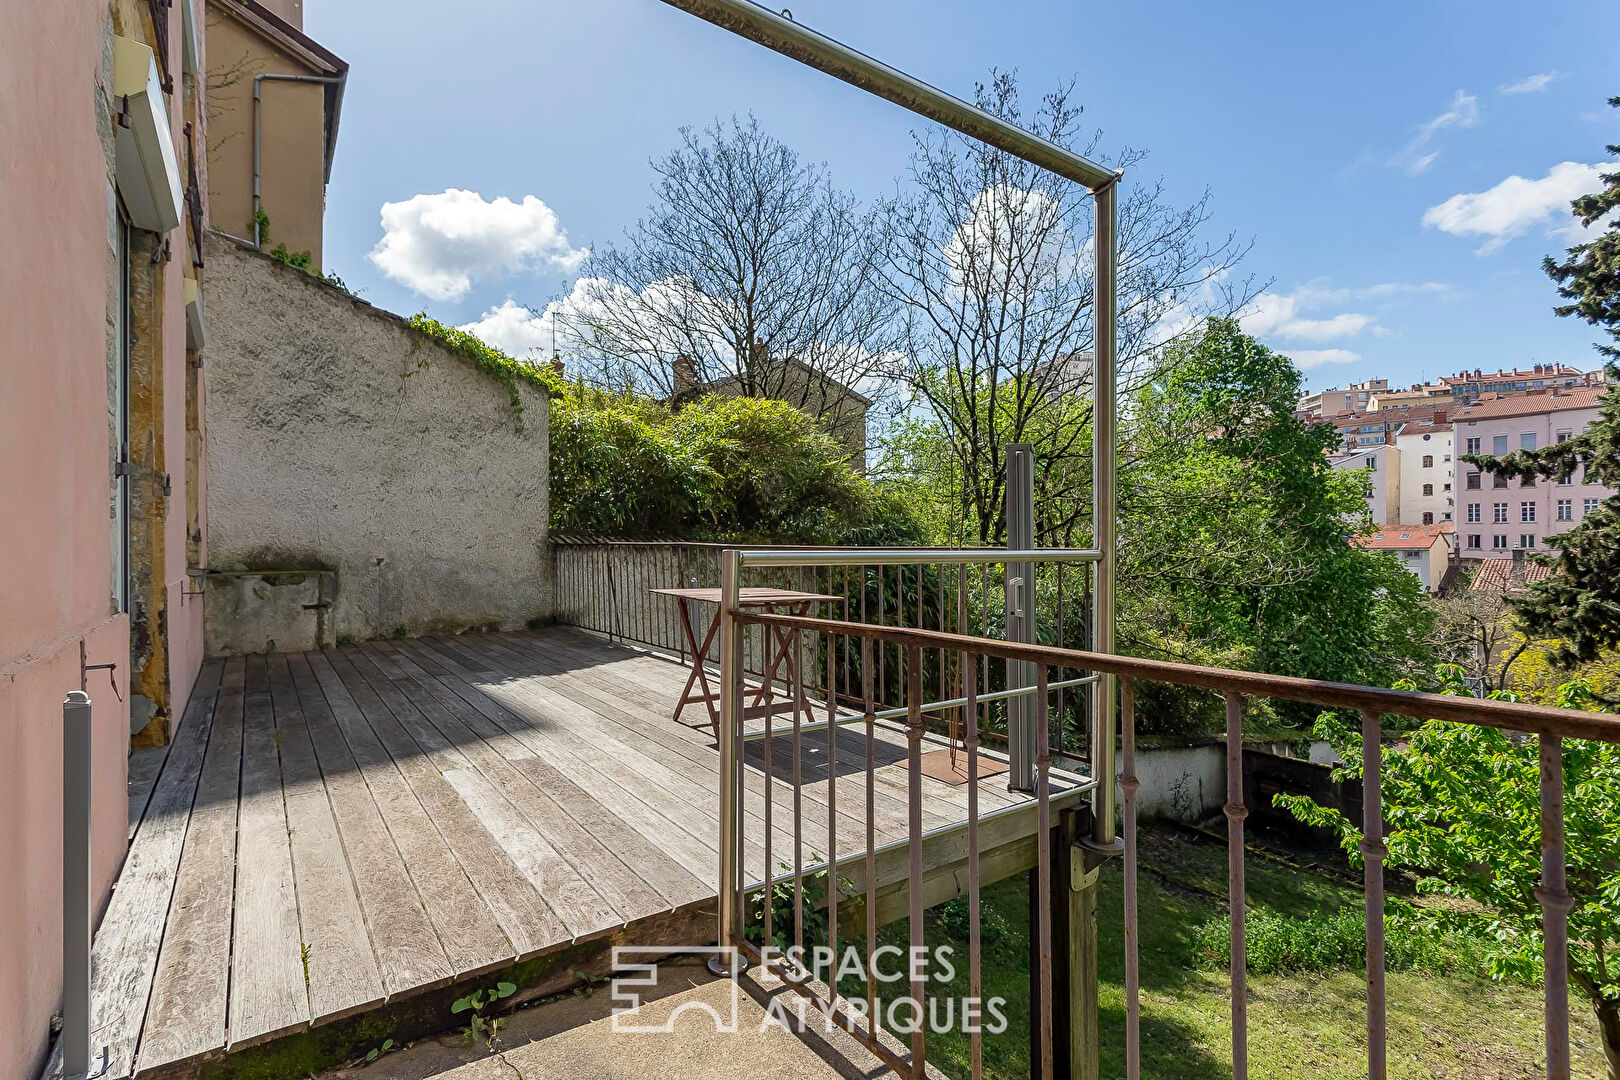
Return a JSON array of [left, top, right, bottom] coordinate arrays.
[[1465, 98, 1620, 664]]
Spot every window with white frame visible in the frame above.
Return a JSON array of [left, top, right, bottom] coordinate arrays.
[[1493, 434, 1509, 455], [1521, 502, 1536, 522], [1467, 503, 1481, 523], [1422, 483, 1434, 496], [1558, 499, 1573, 521], [1493, 502, 1508, 523], [1521, 432, 1538, 451], [1465, 436, 1481, 454], [1520, 534, 1536, 549], [1467, 533, 1481, 549], [1422, 454, 1433, 468], [1586, 498, 1602, 515], [1493, 534, 1509, 549], [1556, 430, 1572, 443]]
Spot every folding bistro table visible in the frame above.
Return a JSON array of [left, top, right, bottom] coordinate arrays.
[[650, 586, 844, 736]]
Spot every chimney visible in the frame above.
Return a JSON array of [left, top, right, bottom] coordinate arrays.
[[672, 354, 697, 396], [1434, 409, 1446, 424]]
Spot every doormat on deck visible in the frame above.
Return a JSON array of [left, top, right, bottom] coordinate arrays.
[[918, 748, 1010, 785]]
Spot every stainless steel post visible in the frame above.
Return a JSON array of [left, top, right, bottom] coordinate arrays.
[[1005, 443, 1036, 792], [1090, 179, 1120, 845], [62, 690, 93, 1077], [708, 549, 745, 975]]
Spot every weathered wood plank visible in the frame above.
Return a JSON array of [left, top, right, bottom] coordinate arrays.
[[321, 649, 569, 959], [304, 651, 516, 974], [85, 658, 221, 1079], [393, 638, 726, 886], [376, 640, 710, 910], [227, 656, 312, 1050], [363, 640, 671, 921], [343, 645, 619, 939], [130, 670, 238, 1074], [286, 653, 455, 996], [267, 654, 386, 1025]]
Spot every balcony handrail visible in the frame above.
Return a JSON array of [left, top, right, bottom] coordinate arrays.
[[737, 610, 1620, 743]]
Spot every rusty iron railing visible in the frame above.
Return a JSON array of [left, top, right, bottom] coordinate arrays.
[[714, 602, 1615, 1080]]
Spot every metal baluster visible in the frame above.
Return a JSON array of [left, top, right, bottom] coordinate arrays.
[[1121, 676, 1141, 1080], [712, 550, 744, 973], [1361, 709, 1387, 1080], [826, 625, 838, 993], [965, 657, 984, 1080], [763, 669, 775, 952], [792, 627, 805, 953], [1056, 567, 1065, 755], [1539, 735, 1572, 1080], [1035, 666, 1054, 1080], [863, 636, 878, 1034], [906, 645, 926, 1078], [1224, 690, 1249, 1080]]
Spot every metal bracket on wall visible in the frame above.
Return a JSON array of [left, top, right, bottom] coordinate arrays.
[[78, 640, 121, 701]]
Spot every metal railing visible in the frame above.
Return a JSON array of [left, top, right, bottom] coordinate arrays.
[[710, 551, 1618, 1080], [553, 539, 1099, 757]]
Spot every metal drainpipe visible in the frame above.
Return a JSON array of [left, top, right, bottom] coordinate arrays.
[[251, 72, 345, 248]]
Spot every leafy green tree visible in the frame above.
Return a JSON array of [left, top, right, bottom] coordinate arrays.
[[1464, 100, 1620, 667], [1125, 320, 1435, 694], [1281, 669, 1620, 1077]]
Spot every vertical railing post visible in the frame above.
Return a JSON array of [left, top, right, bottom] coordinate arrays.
[[1120, 677, 1141, 1080], [1360, 710, 1387, 1080], [62, 690, 93, 1078], [1005, 444, 1036, 792], [1538, 736, 1572, 1080], [1090, 176, 1119, 847], [1223, 690, 1249, 1080], [709, 550, 745, 976]]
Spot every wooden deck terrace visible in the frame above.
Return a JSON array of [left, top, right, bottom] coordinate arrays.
[[77, 626, 1083, 1079]]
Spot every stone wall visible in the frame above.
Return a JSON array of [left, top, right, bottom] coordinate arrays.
[[202, 232, 552, 651]]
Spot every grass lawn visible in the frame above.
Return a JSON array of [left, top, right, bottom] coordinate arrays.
[[844, 822, 1606, 1079]]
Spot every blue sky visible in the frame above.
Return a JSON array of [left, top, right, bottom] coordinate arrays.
[[306, 0, 1618, 394]]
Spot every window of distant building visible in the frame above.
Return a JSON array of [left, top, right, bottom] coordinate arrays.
[[1522, 502, 1536, 523], [1367, 456, 1376, 471], [1558, 499, 1573, 521], [1466, 471, 1481, 489], [1422, 483, 1433, 497], [1494, 473, 1510, 488], [1467, 503, 1481, 523], [1521, 433, 1538, 451], [1422, 454, 1434, 468], [1465, 436, 1481, 454], [1557, 470, 1573, 486], [1493, 534, 1509, 549], [1522, 475, 1536, 488], [1585, 498, 1602, 516], [1493, 434, 1509, 455], [1556, 430, 1571, 443], [1422, 511, 1434, 525], [1494, 503, 1509, 523], [1467, 533, 1481, 549], [1520, 534, 1536, 549]]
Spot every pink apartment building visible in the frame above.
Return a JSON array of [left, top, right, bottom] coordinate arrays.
[[1454, 386, 1612, 558]]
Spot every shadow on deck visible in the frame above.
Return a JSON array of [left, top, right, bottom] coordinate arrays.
[[80, 626, 1068, 1079]]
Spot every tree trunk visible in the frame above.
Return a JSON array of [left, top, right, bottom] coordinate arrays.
[[1597, 996, 1620, 1080]]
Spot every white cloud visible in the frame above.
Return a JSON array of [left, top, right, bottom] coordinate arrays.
[[1378, 90, 1480, 176], [458, 300, 554, 361], [1422, 162, 1607, 253], [945, 185, 1075, 287], [1287, 348, 1360, 370], [1241, 289, 1380, 344], [1499, 72, 1559, 95], [368, 189, 586, 301]]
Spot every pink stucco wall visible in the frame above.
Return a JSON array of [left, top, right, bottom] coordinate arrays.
[[1456, 401, 1613, 558], [0, 0, 204, 1072]]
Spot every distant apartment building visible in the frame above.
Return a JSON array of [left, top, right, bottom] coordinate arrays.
[[1440, 363, 1595, 402], [1297, 378, 1389, 419], [1395, 415, 1453, 525], [1352, 523, 1453, 594], [1329, 443, 1400, 524], [1453, 386, 1613, 558], [1369, 381, 1448, 409]]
